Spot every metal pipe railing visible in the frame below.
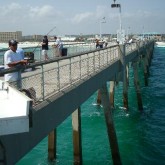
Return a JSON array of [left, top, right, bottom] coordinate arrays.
[[0, 40, 154, 105]]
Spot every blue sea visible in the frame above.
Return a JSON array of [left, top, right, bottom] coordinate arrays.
[[16, 46, 165, 165]]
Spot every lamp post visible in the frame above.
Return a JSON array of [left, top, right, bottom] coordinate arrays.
[[99, 17, 106, 39], [111, 0, 125, 44]]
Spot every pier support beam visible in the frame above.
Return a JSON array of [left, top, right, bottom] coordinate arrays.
[[100, 83, 122, 165], [110, 81, 115, 109], [132, 61, 143, 111], [48, 129, 57, 161], [146, 47, 152, 67], [120, 44, 129, 110], [142, 55, 149, 86], [72, 107, 82, 165], [96, 89, 102, 105], [126, 64, 129, 86], [0, 141, 6, 164]]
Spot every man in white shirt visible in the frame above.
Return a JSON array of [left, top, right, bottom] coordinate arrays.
[[4, 39, 27, 82], [16, 47, 25, 60], [53, 36, 63, 57]]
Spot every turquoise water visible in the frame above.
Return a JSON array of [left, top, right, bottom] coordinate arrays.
[[17, 46, 165, 165]]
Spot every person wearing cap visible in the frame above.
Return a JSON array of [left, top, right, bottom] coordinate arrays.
[[4, 39, 27, 82], [41, 35, 49, 60]]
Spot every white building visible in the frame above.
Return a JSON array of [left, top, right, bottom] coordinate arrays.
[[0, 31, 22, 42]]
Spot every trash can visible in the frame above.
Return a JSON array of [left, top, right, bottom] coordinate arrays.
[[0, 65, 4, 76], [24, 52, 35, 63], [62, 48, 67, 56]]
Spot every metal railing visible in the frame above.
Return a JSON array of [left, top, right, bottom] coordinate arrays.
[[0, 40, 153, 106], [0, 42, 97, 65]]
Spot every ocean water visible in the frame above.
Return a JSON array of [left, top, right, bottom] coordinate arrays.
[[16, 46, 165, 165]]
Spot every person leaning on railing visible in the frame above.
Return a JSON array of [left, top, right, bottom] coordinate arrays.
[[52, 36, 63, 57], [4, 39, 27, 83]]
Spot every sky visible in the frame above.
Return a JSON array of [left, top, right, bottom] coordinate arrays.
[[0, 0, 165, 36]]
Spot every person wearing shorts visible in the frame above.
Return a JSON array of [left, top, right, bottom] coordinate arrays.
[[41, 35, 49, 60]]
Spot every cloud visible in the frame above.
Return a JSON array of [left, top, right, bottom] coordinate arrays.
[[71, 5, 109, 24], [0, 3, 22, 15], [71, 12, 94, 24], [95, 5, 108, 19], [123, 10, 157, 19], [0, 2, 63, 34], [29, 5, 56, 18], [0, 3, 61, 22]]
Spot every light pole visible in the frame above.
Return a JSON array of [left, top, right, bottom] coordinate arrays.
[[99, 17, 106, 39], [111, 0, 125, 44]]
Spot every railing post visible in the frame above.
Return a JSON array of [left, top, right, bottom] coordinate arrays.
[[106, 49, 108, 65], [99, 50, 101, 69], [41, 65, 45, 100], [79, 56, 82, 79], [17, 69, 22, 89], [57, 61, 60, 91], [87, 53, 89, 76], [69, 58, 72, 84], [93, 52, 96, 73]]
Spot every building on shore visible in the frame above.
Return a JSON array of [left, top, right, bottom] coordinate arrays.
[[0, 31, 22, 42], [22, 35, 43, 42]]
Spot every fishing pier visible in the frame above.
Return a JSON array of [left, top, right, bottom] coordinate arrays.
[[0, 40, 154, 165]]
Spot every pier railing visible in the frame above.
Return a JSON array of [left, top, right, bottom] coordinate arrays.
[[0, 40, 153, 106], [0, 42, 98, 65], [15, 45, 119, 104]]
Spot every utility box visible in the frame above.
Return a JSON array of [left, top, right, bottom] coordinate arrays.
[[62, 48, 67, 56], [24, 52, 35, 63], [0, 80, 32, 136]]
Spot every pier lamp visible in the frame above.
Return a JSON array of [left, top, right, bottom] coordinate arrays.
[[99, 17, 106, 39], [111, 0, 125, 44]]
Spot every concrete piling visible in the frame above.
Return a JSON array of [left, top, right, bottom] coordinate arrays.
[[72, 108, 82, 165], [48, 129, 57, 161], [132, 61, 143, 111], [120, 44, 129, 110], [100, 83, 122, 165], [97, 89, 102, 105], [110, 81, 115, 109]]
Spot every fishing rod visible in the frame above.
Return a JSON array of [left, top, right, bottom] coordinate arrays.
[[32, 26, 56, 53]]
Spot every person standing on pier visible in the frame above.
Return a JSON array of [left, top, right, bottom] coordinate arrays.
[[95, 39, 100, 49], [4, 39, 27, 83], [57, 37, 63, 56], [41, 35, 49, 60], [53, 36, 63, 57]]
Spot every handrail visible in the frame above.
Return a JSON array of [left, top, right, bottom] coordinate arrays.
[[0, 42, 100, 65], [0, 40, 154, 106]]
